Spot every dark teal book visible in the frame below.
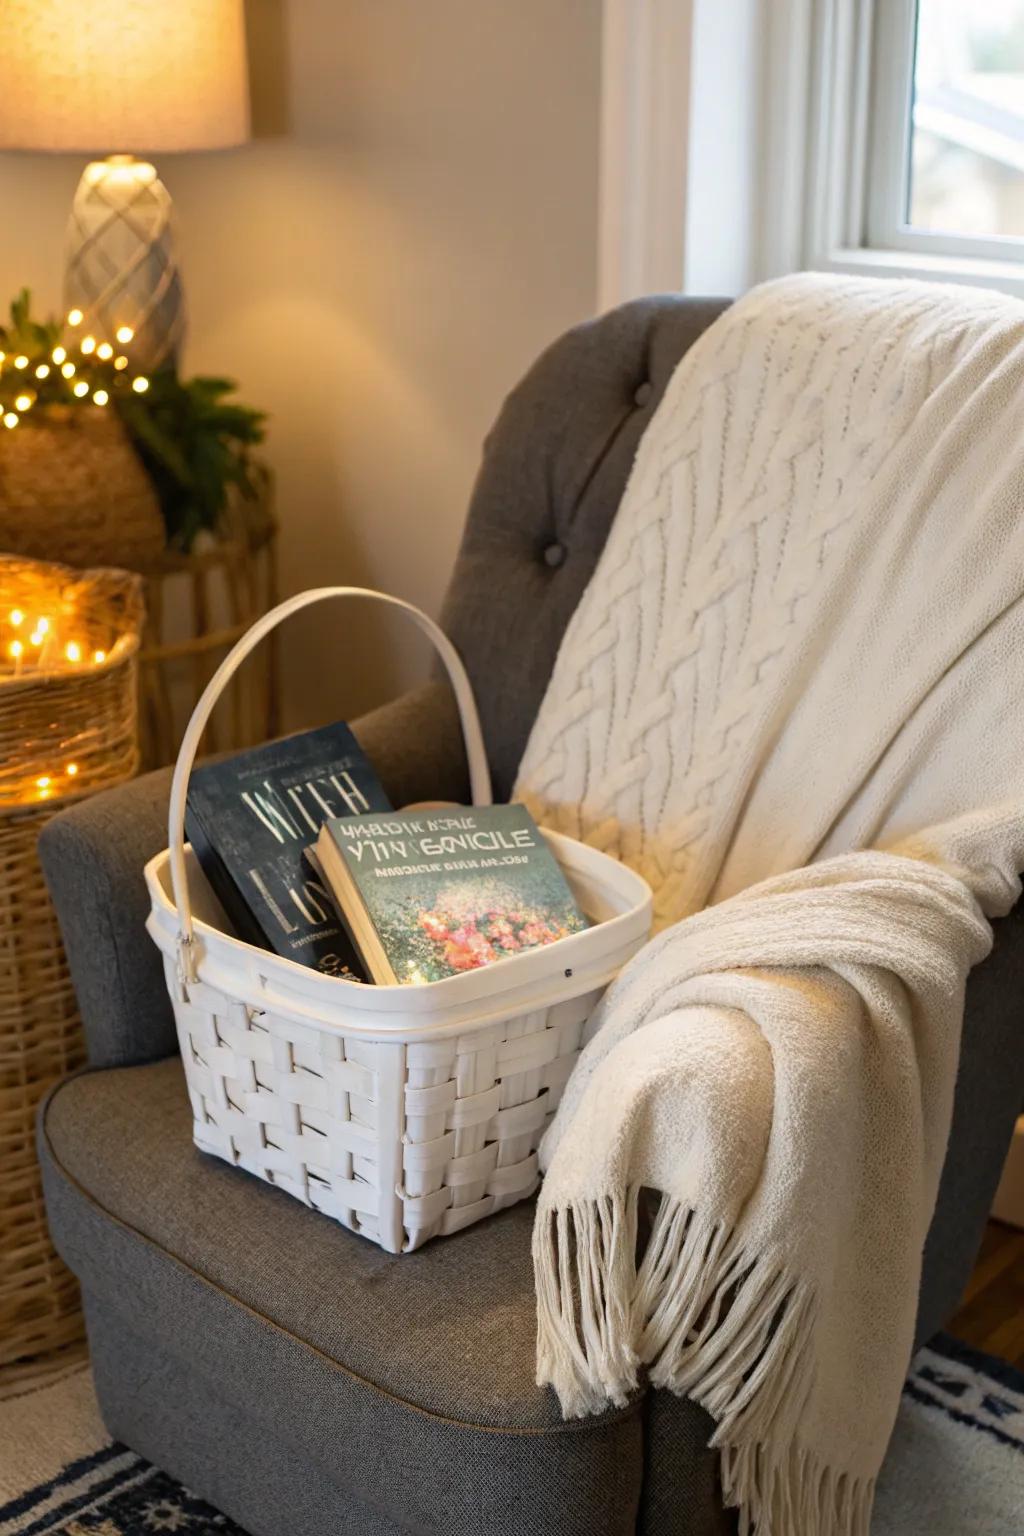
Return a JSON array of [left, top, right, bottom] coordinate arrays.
[[315, 804, 589, 985], [185, 723, 392, 979]]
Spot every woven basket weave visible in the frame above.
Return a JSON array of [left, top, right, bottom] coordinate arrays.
[[0, 555, 144, 1386], [0, 407, 165, 570]]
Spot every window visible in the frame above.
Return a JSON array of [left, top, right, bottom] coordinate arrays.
[[868, 0, 1024, 260], [909, 1, 1024, 241], [761, 0, 1024, 296], [599, 0, 1024, 306]]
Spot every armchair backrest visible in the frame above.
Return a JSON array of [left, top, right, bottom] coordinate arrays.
[[441, 296, 730, 801]]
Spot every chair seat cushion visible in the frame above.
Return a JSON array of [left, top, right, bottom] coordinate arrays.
[[39, 1059, 643, 1535]]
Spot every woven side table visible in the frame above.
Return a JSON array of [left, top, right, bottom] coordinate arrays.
[[136, 475, 279, 770], [0, 557, 144, 1391]]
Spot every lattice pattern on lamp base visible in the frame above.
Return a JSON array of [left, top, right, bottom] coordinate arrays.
[[65, 157, 185, 372]]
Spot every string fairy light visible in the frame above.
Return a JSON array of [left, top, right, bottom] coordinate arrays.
[[1, 562, 141, 808], [1, 293, 156, 437], [2, 308, 148, 421], [3, 591, 120, 700], [3, 611, 116, 664]]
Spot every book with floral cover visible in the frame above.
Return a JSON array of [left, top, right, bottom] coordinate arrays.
[[315, 804, 589, 984]]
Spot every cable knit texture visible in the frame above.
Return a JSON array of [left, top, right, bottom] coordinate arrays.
[[514, 274, 1024, 1536]]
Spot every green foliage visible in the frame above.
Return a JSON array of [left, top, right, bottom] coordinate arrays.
[[0, 288, 61, 357], [116, 371, 266, 550], [0, 288, 266, 552]]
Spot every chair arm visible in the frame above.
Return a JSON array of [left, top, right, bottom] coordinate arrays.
[[38, 765, 177, 1070], [38, 679, 470, 1070], [916, 896, 1024, 1345]]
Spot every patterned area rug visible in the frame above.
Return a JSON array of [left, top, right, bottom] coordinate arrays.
[[0, 1335, 1021, 1534], [0, 1368, 242, 1536]]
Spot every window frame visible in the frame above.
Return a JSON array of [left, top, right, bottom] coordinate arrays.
[[761, 0, 1024, 298], [866, 0, 1024, 264]]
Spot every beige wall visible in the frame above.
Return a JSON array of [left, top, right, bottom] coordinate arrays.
[[0, 0, 602, 727]]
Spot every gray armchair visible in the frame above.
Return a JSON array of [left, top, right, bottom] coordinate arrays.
[[37, 297, 1024, 1536]]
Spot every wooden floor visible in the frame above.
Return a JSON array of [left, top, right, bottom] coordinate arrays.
[[949, 1220, 1024, 1368]]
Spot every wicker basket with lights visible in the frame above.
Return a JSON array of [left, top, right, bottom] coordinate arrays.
[[0, 553, 144, 1387], [0, 290, 165, 569]]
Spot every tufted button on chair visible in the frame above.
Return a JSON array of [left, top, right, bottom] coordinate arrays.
[[36, 297, 1024, 1536]]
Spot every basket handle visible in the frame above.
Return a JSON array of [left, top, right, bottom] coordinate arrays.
[[167, 585, 492, 976]]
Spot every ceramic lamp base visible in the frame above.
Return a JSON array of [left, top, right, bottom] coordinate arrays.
[[64, 155, 185, 372]]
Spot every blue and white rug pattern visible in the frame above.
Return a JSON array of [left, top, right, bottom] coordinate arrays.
[[0, 1335, 1021, 1534], [0, 1450, 241, 1536], [0, 1366, 246, 1536], [874, 1335, 1024, 1534]]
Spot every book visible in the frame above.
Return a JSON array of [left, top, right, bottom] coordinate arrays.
[[185, 722, 392, 979], [316, 803, 589, 985]]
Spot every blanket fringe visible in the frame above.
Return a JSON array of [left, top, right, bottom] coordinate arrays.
[[532, 1189, 641, 1416], [719, 1441, 874, 1536], [534, 1189, 874, 1536]]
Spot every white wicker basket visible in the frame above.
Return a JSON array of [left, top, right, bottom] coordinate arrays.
[[145, 588, 652, 1252]]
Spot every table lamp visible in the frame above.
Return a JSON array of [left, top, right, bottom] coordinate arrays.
[[0, 1, 250, 372]]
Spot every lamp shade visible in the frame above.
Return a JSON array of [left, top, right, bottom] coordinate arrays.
[[0, 0, 249, 154]]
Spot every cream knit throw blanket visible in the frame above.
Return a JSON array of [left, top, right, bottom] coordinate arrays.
[[514, 274, 1024, 1536]]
